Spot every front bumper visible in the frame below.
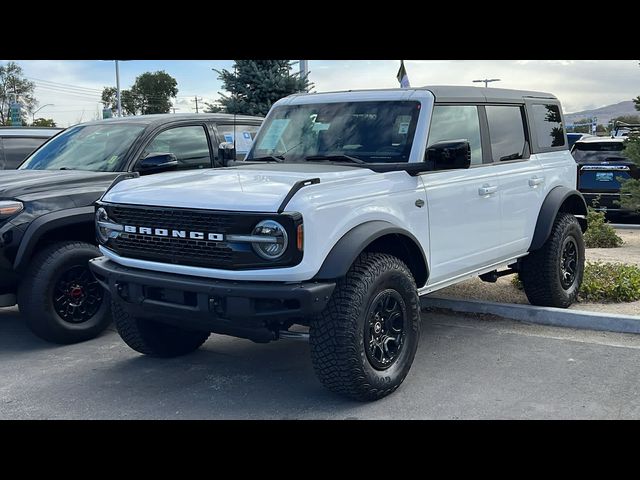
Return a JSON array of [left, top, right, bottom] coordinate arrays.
[[89, 257, 336, 342]]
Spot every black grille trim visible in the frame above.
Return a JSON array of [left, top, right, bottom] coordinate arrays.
[[100, 203, 302, 270]]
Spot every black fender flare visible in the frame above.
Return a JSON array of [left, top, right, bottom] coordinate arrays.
[[13, 206, 96, 271], [314, 221, 429, 287], [529, 186, 587, 252]]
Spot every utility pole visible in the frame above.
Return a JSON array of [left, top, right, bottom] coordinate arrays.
[[473, 78, 501, 88], [115, 60, 122, 117], [194, 96, 202, 113], [299, 60, 309, 92]]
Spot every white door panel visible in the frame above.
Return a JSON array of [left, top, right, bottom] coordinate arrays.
[[493, 157, 545, 256], [422, 168, 501, 284]]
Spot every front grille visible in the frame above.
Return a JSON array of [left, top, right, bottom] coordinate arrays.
[[111, 205, 235, 232], [103, 204, 302, 270]]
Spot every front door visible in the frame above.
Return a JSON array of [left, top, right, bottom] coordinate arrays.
[[421, 105, 502, 286]]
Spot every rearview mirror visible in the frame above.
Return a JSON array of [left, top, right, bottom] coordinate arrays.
[[136, 152, 178, 175], [218, 142, 236, 166], [425, 140, 471, 171]]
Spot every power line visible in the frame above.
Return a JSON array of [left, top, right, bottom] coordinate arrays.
[[27, 77, 104, 93]]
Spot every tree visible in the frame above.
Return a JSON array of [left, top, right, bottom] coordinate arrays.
[[204, 101, 223, 113], [130, 71, 178, 115], [618, 135, 640, 213], [0, 61, 37, 125], [32, 118, 56, 127], [214, 60, 311, 116], [634, 95, 640, 112], [101, 71, 178, 116]]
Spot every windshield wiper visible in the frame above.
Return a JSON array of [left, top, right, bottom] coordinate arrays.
[[247, 155, 285, 163], [58, 167, 76, 170], [304, 155, 366, 164]]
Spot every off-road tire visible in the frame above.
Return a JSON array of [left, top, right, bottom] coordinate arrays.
[[112, 298, 210, 357], [17, 241, 111, 344], [520, 212, 585, 308], [309, 252, 421, 401]]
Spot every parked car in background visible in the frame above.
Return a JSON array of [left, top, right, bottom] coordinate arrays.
[[0, 113, 262, 345], [571, 136, 639, 212], [567, 132, 594, 150], [0, 127, 62, 170]]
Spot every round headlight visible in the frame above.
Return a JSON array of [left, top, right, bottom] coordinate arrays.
[[251, 220, 288, 260], [95, 207, 112, 244]]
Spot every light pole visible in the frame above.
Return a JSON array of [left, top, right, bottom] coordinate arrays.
[[32, 104, 54, 123], [115, 60, 122, 117], [473, 78, 501, 88]]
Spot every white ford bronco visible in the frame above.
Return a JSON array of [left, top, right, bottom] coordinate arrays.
[[90, 86, 587, 400]]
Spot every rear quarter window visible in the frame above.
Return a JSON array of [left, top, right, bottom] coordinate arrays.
[[531, 104, 565, 149]]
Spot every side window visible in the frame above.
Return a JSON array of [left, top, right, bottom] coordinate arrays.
[[532, 104, 565, 148], [2, 137, 49, 169], [216, 124, 260, 154], [0, 138, 4, 170], [143, 125, 212, 170], [427, 106, 483, 165], [485, 106, 527, 162]]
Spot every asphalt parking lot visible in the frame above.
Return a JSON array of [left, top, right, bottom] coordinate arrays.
[[1, 306, 639, 419]]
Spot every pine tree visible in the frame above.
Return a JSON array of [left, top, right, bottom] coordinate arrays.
[[212, 60, 311, 116]]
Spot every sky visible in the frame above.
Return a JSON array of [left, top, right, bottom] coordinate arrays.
[[4, 60, 639, 127]]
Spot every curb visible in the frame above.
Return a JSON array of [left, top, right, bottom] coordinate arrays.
[[421, 295, 640, 335], [611, 224, 640, 230]]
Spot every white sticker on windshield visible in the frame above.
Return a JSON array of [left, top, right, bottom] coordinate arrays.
[[398, 122, 410, 134], [257, 119, 290, 150]]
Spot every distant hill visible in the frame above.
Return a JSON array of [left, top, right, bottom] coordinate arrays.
[[564, 100, 638, 126]]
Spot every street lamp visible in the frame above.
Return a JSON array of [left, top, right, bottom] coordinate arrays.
[[473, 78, 501, 88], [32, 104, 54, 123]]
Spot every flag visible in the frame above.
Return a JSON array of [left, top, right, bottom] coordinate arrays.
[[397, 60, 410, 88]]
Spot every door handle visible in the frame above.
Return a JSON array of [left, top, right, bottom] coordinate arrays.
[[478, 185, 498, 196], [528, 176, 545, 187]]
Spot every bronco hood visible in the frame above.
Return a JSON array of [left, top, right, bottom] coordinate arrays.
[[0, 170, 120, 205], [102, 163, 379, 212]]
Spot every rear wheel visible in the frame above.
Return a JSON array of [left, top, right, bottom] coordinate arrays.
[[520, 213, 585, 308], [112, 299, 210, 357], [18, 241, 111, 344], [309, 253, 421, 401]]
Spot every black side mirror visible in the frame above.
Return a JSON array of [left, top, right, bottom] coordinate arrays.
[[426, 140, 471, 171], [218, 142, 236, 166], [136, 152, 178, 175]]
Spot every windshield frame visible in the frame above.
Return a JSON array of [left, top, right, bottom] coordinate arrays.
[[246, 98, 428, 166], [19, 122, 146, 172]]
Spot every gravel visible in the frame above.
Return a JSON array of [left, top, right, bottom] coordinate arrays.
[[436, 228, 640, 317]]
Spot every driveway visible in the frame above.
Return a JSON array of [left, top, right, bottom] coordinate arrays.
[[1, 306, 639, 419]]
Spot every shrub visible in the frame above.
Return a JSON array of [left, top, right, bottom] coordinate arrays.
[[580, 262, 640, 302], [583, 207, 623, 248], [511, 261, 640, 303]]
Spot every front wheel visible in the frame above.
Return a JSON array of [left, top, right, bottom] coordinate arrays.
[[520, 213, 585, 308], [310, 253, 421, 401], [112, 299, 210, 358], [18, 241, 111, 344]]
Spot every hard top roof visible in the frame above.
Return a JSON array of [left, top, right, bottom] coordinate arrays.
[[71, 112, 263, 128]]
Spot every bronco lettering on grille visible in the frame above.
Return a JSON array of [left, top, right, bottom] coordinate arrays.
[[123, 225, 224, 241]]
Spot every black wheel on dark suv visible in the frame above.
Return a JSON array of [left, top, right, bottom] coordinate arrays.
[[309, 252, 421, 401], [520, 213, 585, 308], [17, 241, 111, 344]]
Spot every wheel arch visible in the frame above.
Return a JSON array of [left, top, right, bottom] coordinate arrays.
[[314, 221, 429, 288], [529, 186, 587, 252], [13, 206, 96, 272]]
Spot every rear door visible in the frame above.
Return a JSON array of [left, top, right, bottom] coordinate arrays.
[[485, 104, 545, 256]]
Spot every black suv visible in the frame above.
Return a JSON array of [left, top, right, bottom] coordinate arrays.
[[0, 113, 262, 344], [571, 136, 639, 213], [0, 127, 62, 170]]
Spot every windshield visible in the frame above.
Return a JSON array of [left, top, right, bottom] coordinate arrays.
[[246, 101, 421, 163], [571, 141, 627, 163], [19, 123, 145, 172]]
